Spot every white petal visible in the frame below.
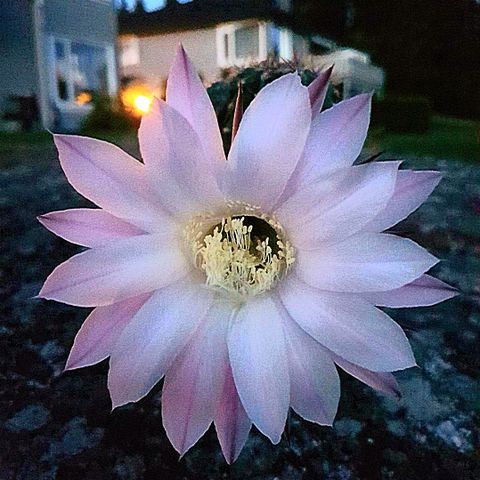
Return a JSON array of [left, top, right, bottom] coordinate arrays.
[[53, 134, 167, 231], [277, 162, 399, 248], [38, 234, 188, 307], [108, 282, 214, 408], [162, 301, 231, 455], [139, 98, 224, 218], [223, 74, 311, 211], [280, 305, 340, 425], [228, 295, 289, 443], [365, 170, 442, 232], [363, 274, 457, 308], [296, 233, 438, 292], [167, 45, 226, 163], [295, 93, 371, 187], [65, 294, 150, 370], [274, 163, 351, 215], [278, 275, 417, 372]]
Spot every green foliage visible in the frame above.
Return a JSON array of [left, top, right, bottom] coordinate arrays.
[[207, 62, 336, 152], [366, 115, 480, 163], [373, 95, 432, 134], [80, 94, 135, 136]]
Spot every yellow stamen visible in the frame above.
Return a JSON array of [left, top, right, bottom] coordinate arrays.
[[187, 216, 294, 298]]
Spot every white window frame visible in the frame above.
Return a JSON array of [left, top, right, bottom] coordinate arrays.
[[279, 28, 294, 61], [216, 21, 268, 68], [47, 35, 117, 111], [120, 36, 140, 68]]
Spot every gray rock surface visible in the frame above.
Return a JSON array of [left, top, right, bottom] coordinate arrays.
[[1, 143, 479, 479]]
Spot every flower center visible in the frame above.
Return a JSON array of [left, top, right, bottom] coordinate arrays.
[[188, 215, 294, 297]]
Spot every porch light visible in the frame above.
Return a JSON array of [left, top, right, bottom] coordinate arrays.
[[133, 95, 152, 114], [121, 83, 154, 117]]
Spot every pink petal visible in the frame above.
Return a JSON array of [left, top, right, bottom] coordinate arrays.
[[308, 66, 333, 116], [166, 45, 226, 163], [38, 234, 188, 307], [65, 293, 150, 371], [222, 73, 311, 211], [38, 209, 144, 248], [295, 93, 372, 187], [214, 365, 251, 464], [280, 304, 340, 425], [278, 275, 416, 372], [231, 82, 244, 141], [365, 170, 442, 232], [296, 233, 438, 293], [53, 134, 168, 231], [228, 295, 289, 443], [277, 162, 399, 248], [139, 97, 224, 218], [108, 282, 214, 408], [162, 302, 231, 455], [330, 352, 401, 398], [363, 274, 457, 308]]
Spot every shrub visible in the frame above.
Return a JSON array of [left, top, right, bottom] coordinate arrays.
[[80, 94, 135, 135], [208, 61, 337, 152], [373, 95, 431, 133]]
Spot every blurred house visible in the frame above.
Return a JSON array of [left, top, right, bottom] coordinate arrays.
[[310, 38, 385, 98], [0, 0, 118, 131], [118, 0, 384, 98]]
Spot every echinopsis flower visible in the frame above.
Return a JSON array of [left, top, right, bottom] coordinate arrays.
[[38, 47, 456, 463]]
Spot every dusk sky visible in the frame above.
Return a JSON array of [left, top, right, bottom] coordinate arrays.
[[124, 0, 192, 11]]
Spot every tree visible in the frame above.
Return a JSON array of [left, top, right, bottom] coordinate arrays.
[[346, 0, 480, 117], [292, 0, 480, 118], [133, 0, 147, 14], [291, 0, 351, 39]]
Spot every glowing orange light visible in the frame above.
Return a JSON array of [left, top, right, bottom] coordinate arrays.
[[134, 95, 152, 114], [75, 91, 92, 105], [121, 83, 154, 117]]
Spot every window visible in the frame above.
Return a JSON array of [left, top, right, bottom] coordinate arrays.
[[217, 22, 266, 67], [51, 38, 115, 107], [55, 41, 69, 101], [120, 37, 140, 68], [71, 42, 108, 104], [234, 25, 259, 59], [223, 33, 229, 59]]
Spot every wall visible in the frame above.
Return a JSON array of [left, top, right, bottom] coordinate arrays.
[[0, 0, 37, 126], [119, 27, 219, 90], [43, 0, 117, 44]]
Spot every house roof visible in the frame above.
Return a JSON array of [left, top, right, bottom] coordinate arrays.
[[118, 0, 289, 36]]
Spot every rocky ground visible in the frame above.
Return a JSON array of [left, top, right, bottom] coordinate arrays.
[[1, 141, 479, 479]]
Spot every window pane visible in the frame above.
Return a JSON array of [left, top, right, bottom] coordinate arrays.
[[235, 25, 259, 59], [224, 33, 229, 59], [71, 42, 108, 104], [55, 41, 65, 60], [55, 41, 69, 101]]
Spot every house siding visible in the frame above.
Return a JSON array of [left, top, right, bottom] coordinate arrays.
[[39, 0, 118, 131], [119, 27, 219, 89], [1, 0, 118, 131], [43, 0, 116, 44], [0, 0, 37, 120]]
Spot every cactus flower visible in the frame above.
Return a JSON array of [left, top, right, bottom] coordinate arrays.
[[38, 47, 455, 463]]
